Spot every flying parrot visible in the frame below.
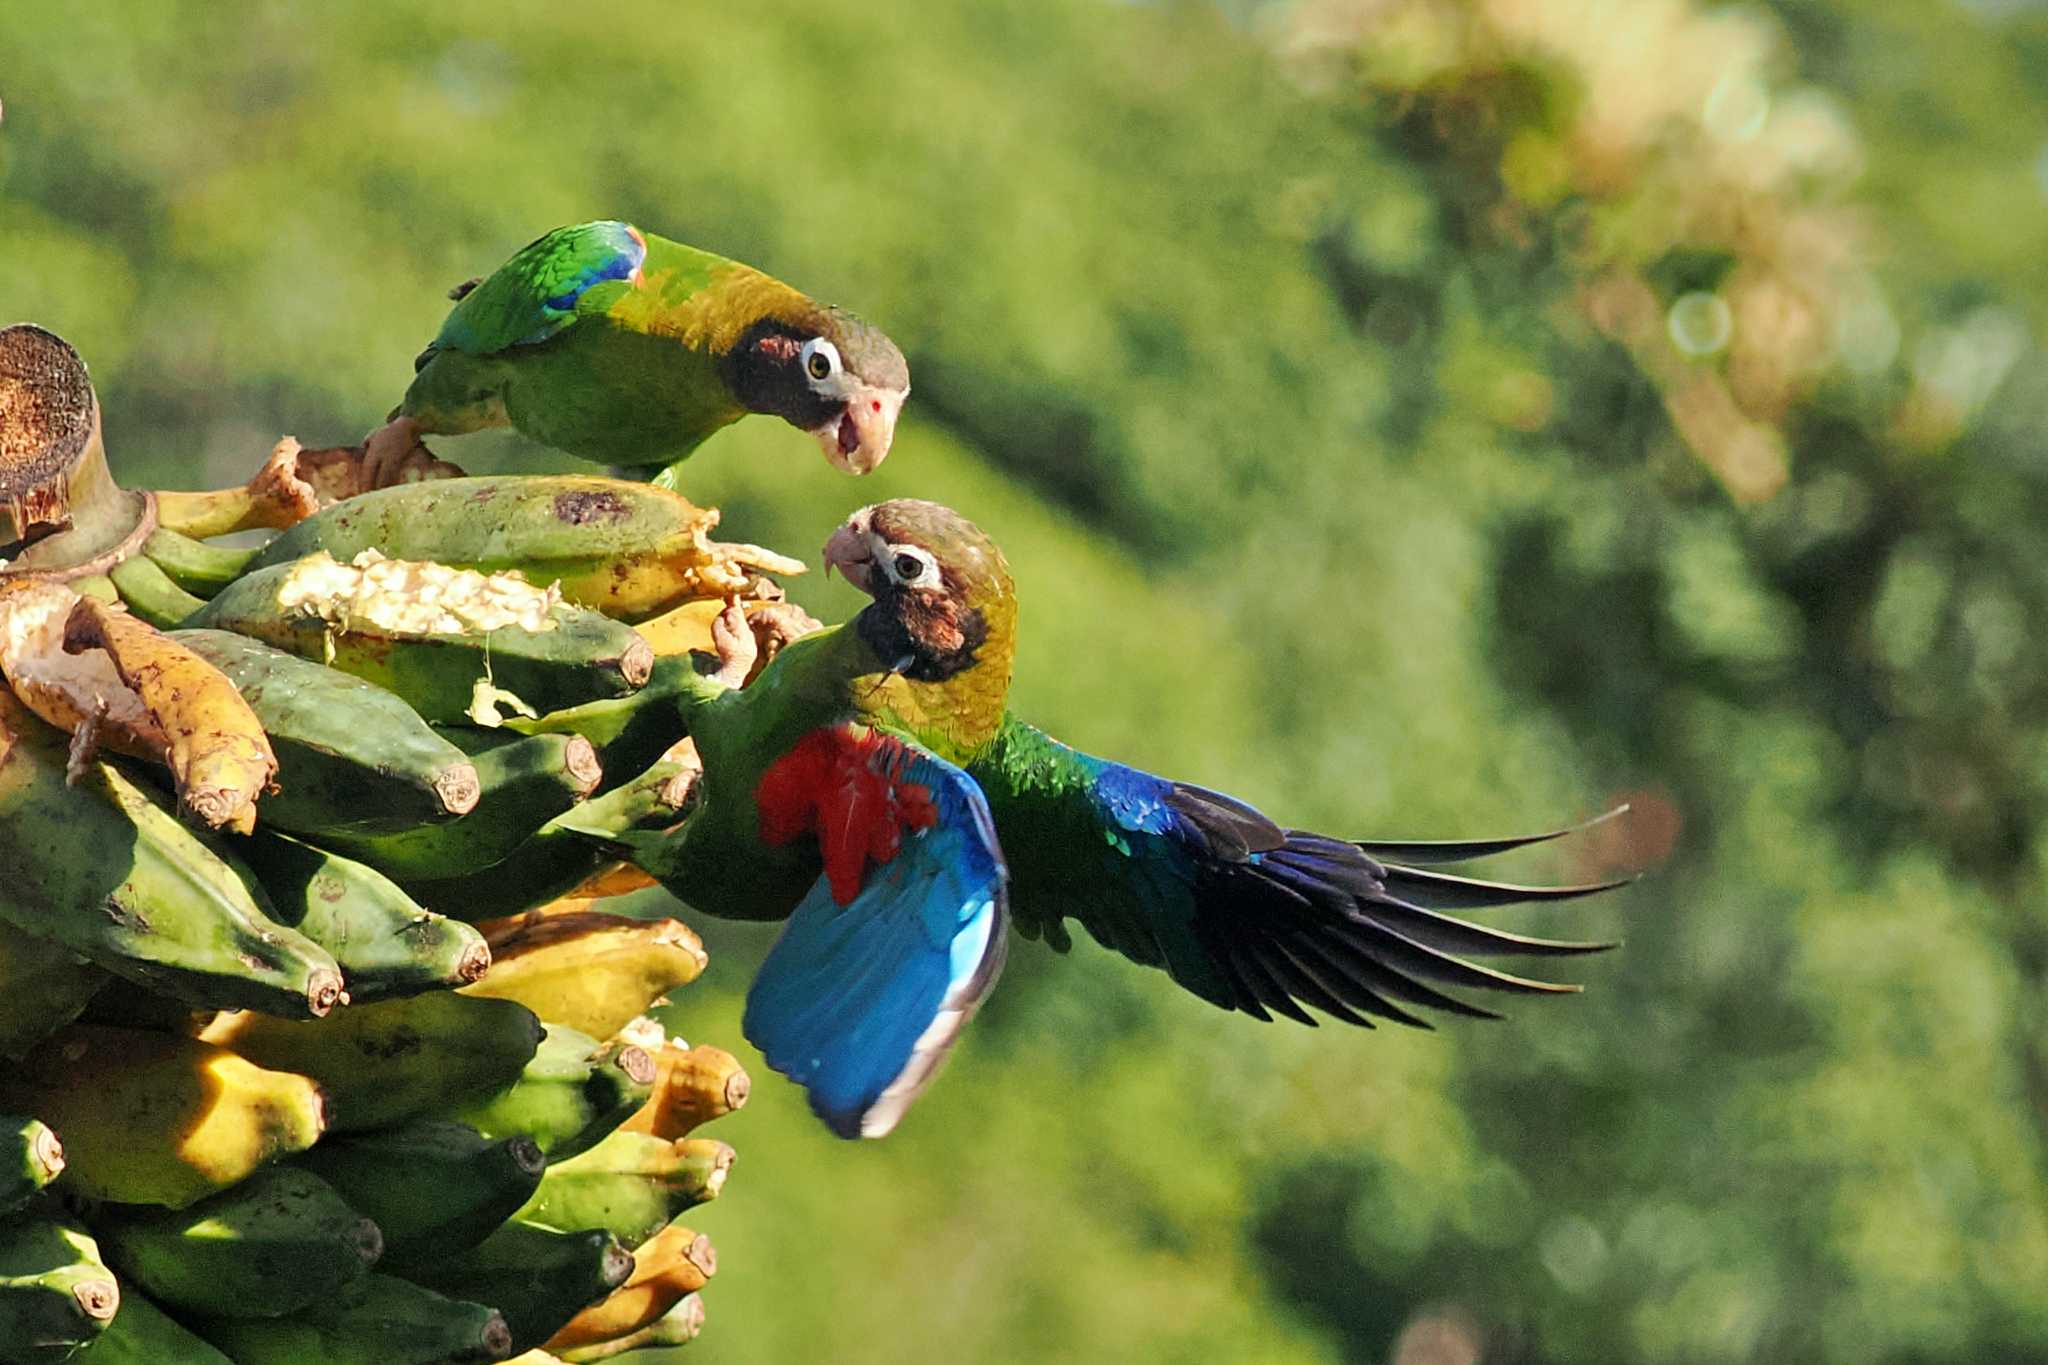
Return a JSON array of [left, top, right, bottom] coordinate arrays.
[[584, 500, 1623, 1138], [363, 221, 910, 488]]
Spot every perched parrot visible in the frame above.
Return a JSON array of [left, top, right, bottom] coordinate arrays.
[[583, 501, 1622, 1138], [363, 221, 910, 487]]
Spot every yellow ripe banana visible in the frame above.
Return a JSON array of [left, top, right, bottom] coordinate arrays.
[[617, 1042, 751, 1141], [555, 1296, 704, 1361], [460, 912, 707, 1041], [542, 1222, 716, 1353], [150, 436, 323, 540], [62, 595, 276, 833], [0, 1026, 327, 1208]]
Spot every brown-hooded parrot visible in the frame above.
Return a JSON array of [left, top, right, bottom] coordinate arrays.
[[579, 500, 1623, 1138], [363, 221, 909, 488]]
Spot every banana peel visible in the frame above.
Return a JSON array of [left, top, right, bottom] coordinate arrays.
[[63, 595, 276, 833]]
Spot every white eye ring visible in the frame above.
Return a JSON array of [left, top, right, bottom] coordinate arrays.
[[800, 338, 842, 384], [884, 543, 937, 587]]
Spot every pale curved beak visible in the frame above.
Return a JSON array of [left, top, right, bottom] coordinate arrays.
[[813, 383, 908, 476], [821, 507, 878, 594]]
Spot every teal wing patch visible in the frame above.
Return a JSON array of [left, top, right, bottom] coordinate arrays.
[[428, 221, 647, 358]]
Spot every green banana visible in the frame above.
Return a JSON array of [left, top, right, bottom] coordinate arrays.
[[182, 551, 654, 724], [293, 1120, 545, 1271], [504, 653, 695, 793], [89, 1166, 381, 1319], [106, 552, 207, 628], [70, 1289, 233, 1365], [0, 1118, 65, 1218], [405, 1219, 633, 1353], [318, 730, 601, 882], [188, 1272, 511, 1365], [239, 474, 798, 620], [0, 694, 343, 1018], [139, 527, 258, 598], [0, 919, 108, 1060], [515, 1131, 733, 1250], [404, 758, 694, 923], [171, 629, 482, 834], [453, 1025, 656, 1162], [0, 1213, 119, 1357], [197, 991, 541, 1133], [239, 829, 491, 999], [0, 1027, 329, 1208]]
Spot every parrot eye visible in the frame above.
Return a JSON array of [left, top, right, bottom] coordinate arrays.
[[887, 547, 936, 586], [800, 338, 842, 383]]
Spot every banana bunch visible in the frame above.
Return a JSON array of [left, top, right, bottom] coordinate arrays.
[[0, 343, 822, 1363], [0, 924, 744, 1363]]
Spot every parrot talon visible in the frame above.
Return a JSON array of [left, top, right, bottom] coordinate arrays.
[[360, 416, 422, 492], [706, 600, 757, 689]]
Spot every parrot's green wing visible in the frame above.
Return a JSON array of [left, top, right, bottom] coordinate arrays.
[[428, 221, 648, 358]]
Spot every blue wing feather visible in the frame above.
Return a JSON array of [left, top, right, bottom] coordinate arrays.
[[743, 740, 1008, 1139], [431, 220, 648, 356]]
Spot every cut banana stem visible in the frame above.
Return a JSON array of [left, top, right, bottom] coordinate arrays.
[[0, 1212, 120, 1355]]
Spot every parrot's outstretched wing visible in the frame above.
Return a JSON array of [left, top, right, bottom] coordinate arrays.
[[742, 726, 1008, 1139], [427, 220, 647, 359], [977, 719, 1622, 1027]]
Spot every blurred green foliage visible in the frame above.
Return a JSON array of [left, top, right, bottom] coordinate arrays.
[[6, 0, 2048, 1360]]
